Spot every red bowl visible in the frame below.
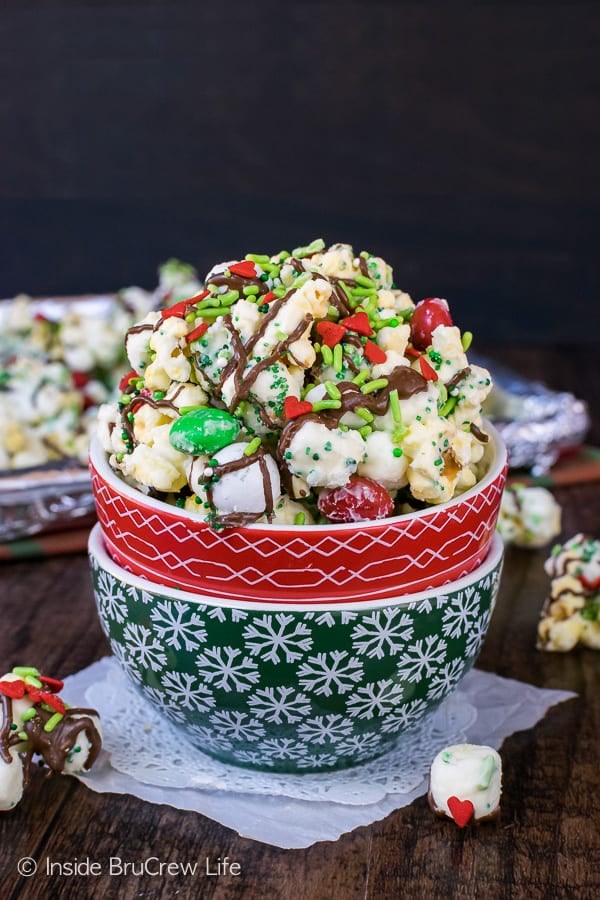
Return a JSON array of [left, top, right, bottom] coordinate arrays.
[[89, 426, 507, 603]]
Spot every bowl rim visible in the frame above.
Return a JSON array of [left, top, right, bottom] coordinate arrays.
[[89, 418, 507, 534], [89, 523, 504, 612]]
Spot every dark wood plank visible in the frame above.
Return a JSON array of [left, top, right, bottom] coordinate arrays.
[[1, 342, 599, 898]]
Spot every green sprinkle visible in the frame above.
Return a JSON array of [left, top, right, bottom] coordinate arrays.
[[244, 437, 262, 456], [24, 676, 42, 689], [292, 238, 325, 258], [21, 708, 37, 722], [179, 405, 206, 415], [292, 271, 312, 289], [219, 289, 240, 305], [398, 307, 414, 321], [392, 447, 403, 457], [208, 458, 219, 468], [43, 712, 64, 733], [13, 667, 40, 677], [175, 497, 185, 508], [333, 343, 344, 372], [361, 378, 388, 394], [324, 381, 342, 400], [461, 331, 473, 351], [388, 389, 401, 425], [242, 285, 259, 296], [197, 307, 226, 319], [294, 512, 306, 525], [17, 732, 28, 742], [477, 755, 496, 789], [10, 723, 17, 730], [354, 273, 375, 288], [359, 425, 372, 439], [439, 396, 458, 417], [393, 426, 408, 442], [321, 345, 334, 366], [311, 399, 342, 412], [245, 253, 271, 264], [352, 369, 371, 386], [355, 407, 374, 423], [437, 383, 448, 406]]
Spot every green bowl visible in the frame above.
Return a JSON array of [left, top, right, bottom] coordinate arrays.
[[89, 525, 504, 773]]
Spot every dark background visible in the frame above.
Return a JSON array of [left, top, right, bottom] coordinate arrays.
[[1, 1, 599, 342]]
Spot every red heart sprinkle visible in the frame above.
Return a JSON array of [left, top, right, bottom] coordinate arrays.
[[229, 261, 257, 278], [262, 291, 276, 304], [341, 311, 374, 336], [447, 796, 474, 828], [364, 340, 387, 364], [161, 299, 191, 319], [405, 347, 421, 358], [316, 321, 347, 348], [0, 679, 26, 699], [419, 356, 438, 381], [284, 396, 313, 420]]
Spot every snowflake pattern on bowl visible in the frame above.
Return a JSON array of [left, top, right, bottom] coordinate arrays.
[[89, 529, 504, 773]]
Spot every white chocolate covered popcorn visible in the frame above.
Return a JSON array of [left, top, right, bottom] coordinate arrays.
[[428, 744, 502, 825], [98, 240, 493, 527], [497, 484, 562, 548], [0, 260, 198, 470], [537, 534, 600, 651]]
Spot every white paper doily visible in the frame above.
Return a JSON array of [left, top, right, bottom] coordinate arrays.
[[64, 657, 575, 848]]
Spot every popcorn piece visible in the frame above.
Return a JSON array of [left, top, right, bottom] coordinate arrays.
[[537, 534, 600, 651], [0, 666, 102, 812], [497, 485, 562, 548], [100, 240, 493, 528], [282, 420, 366, 489], [428, 744, 502, 825]]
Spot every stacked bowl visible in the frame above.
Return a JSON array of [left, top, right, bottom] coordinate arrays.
[[88, 425, 507, 774]]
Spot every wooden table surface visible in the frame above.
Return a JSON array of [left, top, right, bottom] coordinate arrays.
[[1, 345, 598, 900]]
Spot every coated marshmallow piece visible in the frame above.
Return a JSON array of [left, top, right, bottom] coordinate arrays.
[[428, 743, 502, 826]]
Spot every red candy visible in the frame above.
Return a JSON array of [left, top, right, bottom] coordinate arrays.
[[318, 476, 394, 523], [410, 298, 453, 350]]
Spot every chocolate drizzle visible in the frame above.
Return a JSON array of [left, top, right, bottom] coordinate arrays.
[[0, 694, 101, 786], [200, 447, 277, 528], [278, 366, 428, 458]]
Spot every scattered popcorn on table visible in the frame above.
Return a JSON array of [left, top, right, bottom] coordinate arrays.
[[98, 239, 495, 528], [0, 260, 200, 471], [0, 666, 102, 811], [497, 484, 562, 548], [537, 534, 600, 651], [428, 744, 502, 826]]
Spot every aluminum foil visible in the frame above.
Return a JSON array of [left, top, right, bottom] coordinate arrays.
[[473, 354, 591, 475]]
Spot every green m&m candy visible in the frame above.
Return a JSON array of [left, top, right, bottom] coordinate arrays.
[[169, 407, 241, 455]]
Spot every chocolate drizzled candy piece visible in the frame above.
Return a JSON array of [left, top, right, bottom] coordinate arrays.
[[428, 744, 502, 826], [0, 666, 102, 812]]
